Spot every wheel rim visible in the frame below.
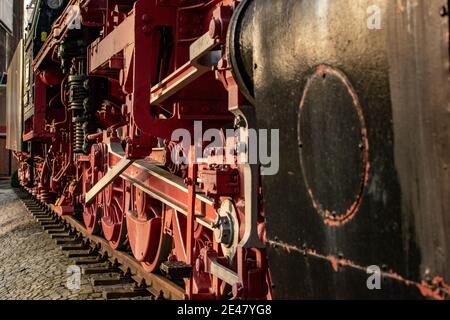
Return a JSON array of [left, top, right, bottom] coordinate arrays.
[[192, 228, 213, 294], [171, 211, 213, 294], [82, 165, 102, 234], [126, 186, 172, 273], [101, 177, 127, 250]]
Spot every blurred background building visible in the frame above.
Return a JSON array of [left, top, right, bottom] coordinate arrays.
[[0, 0, 24, 177]]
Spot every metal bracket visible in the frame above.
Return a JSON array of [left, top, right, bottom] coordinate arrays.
[[231, 105, 264, 248], [209, 256, 240, 286]]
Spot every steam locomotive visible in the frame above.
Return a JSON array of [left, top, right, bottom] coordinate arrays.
[[5, 0, 450, 299]]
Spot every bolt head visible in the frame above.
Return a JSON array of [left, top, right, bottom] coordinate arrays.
[[142, 25, 152, 34], [142, 14, 151, 23], [184, 177, 193, 186]]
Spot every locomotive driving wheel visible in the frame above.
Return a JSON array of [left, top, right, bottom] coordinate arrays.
[[191, 227, 214, 295], [126, 186, 172, 273], [170, 210, 215, 295], [82, 144, 104, 234], [101, 176, 127, 250]]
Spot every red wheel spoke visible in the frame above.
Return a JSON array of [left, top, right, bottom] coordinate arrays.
[[101, 177, 126, 250], [127, 186, 172, 273]]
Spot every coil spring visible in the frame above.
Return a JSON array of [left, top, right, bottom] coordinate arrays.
[[39, 191, 52, 203], [68, 75, 88, 153], [74, 122, 85, 153]]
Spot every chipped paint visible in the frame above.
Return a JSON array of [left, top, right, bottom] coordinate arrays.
[[267, 239, 450, 299]]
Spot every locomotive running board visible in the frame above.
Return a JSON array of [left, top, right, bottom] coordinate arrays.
[[85, 158, 134, 205]]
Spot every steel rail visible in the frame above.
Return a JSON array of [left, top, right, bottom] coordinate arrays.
[[17, 187, 186, 300]]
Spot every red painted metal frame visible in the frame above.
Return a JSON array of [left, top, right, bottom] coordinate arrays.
[[186, 147, 198, 299], [19, 0, 270, 300]]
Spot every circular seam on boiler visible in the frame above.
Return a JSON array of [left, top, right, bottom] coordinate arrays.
[[297, 64, 370, 226]]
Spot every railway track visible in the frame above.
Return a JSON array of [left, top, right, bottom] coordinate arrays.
[[14, 187, 186, 300]]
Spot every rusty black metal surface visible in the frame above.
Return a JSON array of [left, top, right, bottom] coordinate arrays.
[[230, 0, 450, 299], [227, 0, 255, 104], [298, 66, 369, 225]]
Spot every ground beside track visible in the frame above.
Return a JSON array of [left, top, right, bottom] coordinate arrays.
[[0, 180, 101, 300]]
